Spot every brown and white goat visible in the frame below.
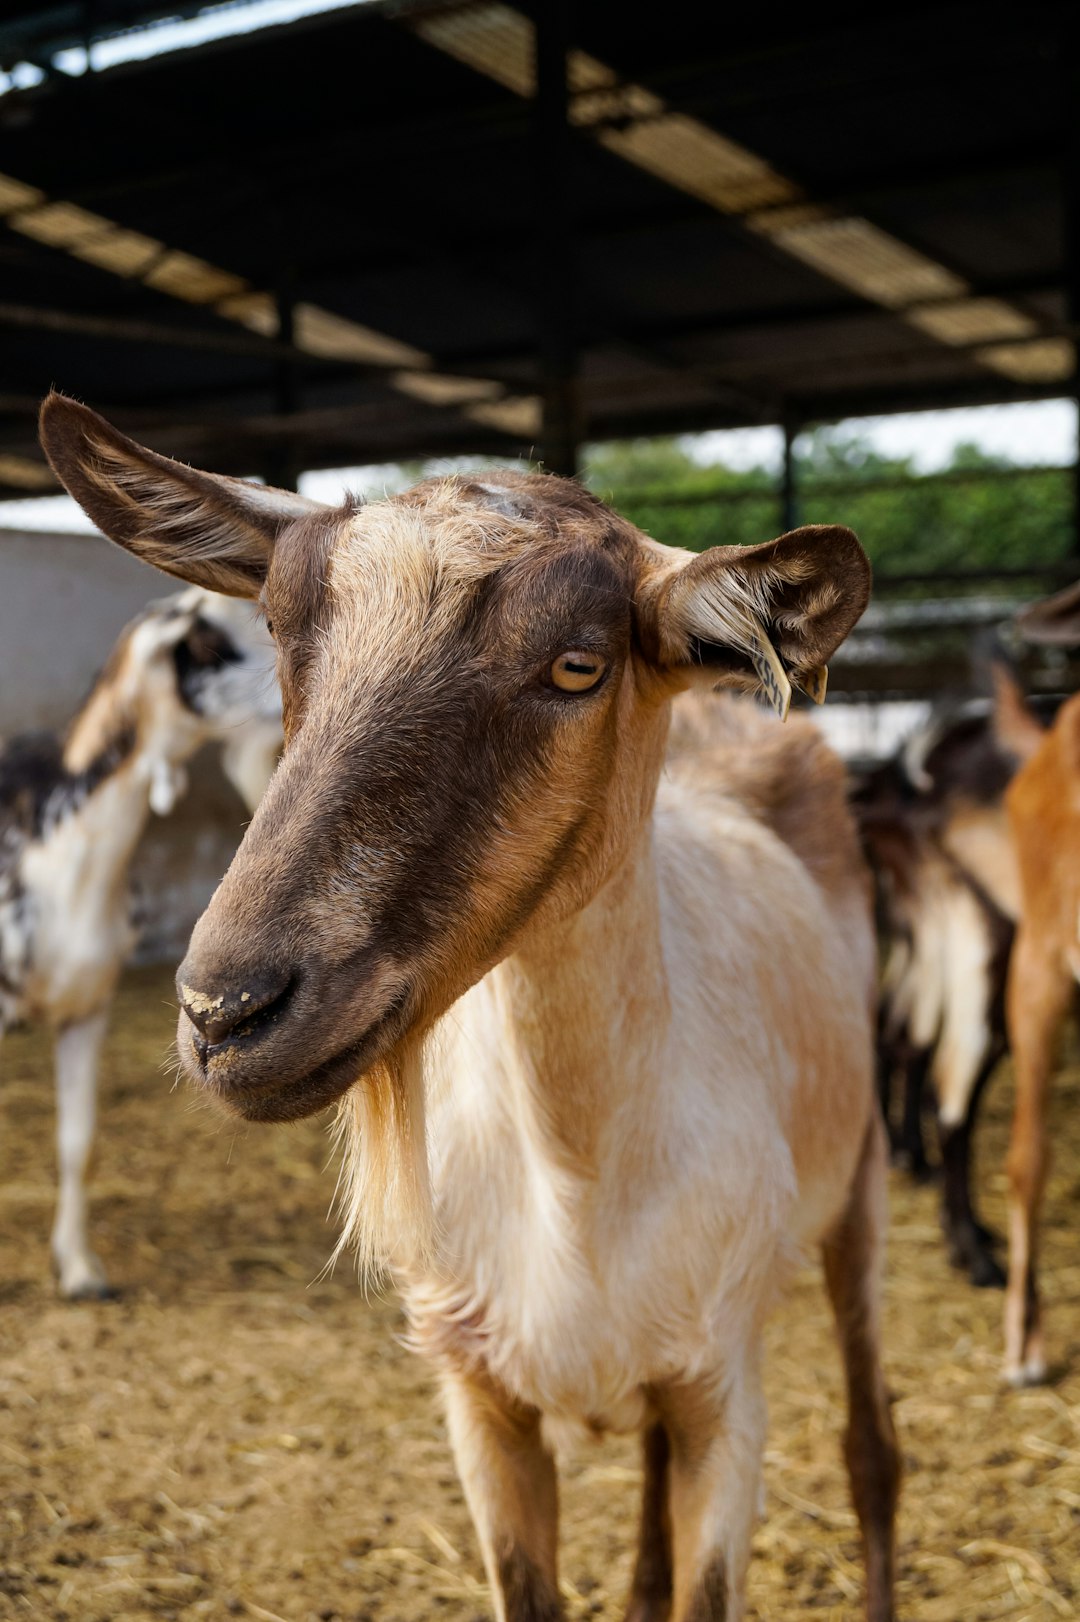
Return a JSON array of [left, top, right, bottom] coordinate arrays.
[[0, 587, 280, 1296], [855, 670, 1044, 1289], [42, 393, 898, 1621]]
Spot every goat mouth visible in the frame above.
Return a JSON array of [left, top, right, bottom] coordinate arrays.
[[185, 987, 414, 1122]]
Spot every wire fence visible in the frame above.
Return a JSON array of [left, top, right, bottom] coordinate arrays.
[[595, 461, 1080, 700], [601, 463, 1077, 597]]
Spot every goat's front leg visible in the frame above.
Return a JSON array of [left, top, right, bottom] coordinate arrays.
[[822, 1114, 900, 1622], [442, 1368, 561, 1622], [650, 1361, 766, 1622], [938, 1044, 1005, 1289], [50, 1009, 111, 1299], [1004, 925, 1071, 1385], [896, 1047, 933, 1182], [625, 1422, 673, 1622]]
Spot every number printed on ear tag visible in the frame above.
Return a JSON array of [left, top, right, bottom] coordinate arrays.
[[748, 629, 792, 722], [798, 664, 829, 705]]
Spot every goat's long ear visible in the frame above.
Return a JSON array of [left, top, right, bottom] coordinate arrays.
[[39, 393, 324, 598], [990, 661, 1044, 763], [641, 525, 870, 719], [1015, 578, 1080, 647]]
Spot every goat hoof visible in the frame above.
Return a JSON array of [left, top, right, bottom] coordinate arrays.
[[969, 1252, 1006, 1290], [55, 1254, 114, 1301], [891, 1147, 938, 1184], [945, 1232, 972, 1272], [944, 1218, 1002, 1283], [623, 1598, 672, 1622], [1004, 1355, 1048, 1388], [62, 1279, 118, 1303]]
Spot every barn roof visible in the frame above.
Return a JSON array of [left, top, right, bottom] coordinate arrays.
[[0, 0, 1072, 496]]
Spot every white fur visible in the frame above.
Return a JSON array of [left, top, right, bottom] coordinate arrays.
[[409, 772, 872, 1432], [50, 1010, 109, 1297], [935, 884, 994, 1129], [880, 851, 997, 1132], [20, 766, 148, 1025]]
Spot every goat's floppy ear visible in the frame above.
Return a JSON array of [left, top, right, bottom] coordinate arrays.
[[642, 525, 870, 719], [39, 393, 323, 598], [1015, 578, 1080, 648]]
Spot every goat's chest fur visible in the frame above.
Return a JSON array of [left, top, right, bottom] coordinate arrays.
[[405, 746, 874, 1431]]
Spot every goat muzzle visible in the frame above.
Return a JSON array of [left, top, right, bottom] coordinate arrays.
[[178, 969, 293, 1056]]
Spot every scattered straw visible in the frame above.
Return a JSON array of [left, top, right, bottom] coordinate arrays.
[[0, 965, 1077, 1620]]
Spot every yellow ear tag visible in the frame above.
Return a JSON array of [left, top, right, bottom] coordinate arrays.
[[748, 628, 792, 721], [798, 664, 829, 705]]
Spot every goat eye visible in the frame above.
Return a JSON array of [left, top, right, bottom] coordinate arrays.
[[550, 651, 606, 693], [264, 618, 274, 637]]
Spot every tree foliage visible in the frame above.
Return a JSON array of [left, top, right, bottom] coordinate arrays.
[[581, 431, 1074, 581]]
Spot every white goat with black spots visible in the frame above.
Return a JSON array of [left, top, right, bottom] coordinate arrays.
[[0, 589, 280, 1296]]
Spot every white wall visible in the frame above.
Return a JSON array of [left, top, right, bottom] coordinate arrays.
[[0, 530, 171, 731], [0, 529, 252, 962]]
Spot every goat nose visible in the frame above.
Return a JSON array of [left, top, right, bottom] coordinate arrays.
[[177, 970, 292, 1047]]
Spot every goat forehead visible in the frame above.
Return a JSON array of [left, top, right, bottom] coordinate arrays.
[[322, 503, 632, 642]]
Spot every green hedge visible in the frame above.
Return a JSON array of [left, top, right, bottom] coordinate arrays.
[[581, 434, 1074, 578]]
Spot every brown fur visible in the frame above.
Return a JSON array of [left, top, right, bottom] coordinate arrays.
[[821, 1120, 900, 1622], [495, 1545, 564, 1622], [443, 1371, 561, 1622], [668, 690, 868, 903], [626, 1423, 674, 1622], [1003, 693, 1080, 1383], [683, 1555, 728, 1622], [63, 625, 151, 775]]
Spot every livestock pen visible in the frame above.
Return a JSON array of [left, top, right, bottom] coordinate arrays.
[[2, 2, 1080, 1617]]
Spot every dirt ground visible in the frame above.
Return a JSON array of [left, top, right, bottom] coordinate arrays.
[[1, 967, 1077, 1622]]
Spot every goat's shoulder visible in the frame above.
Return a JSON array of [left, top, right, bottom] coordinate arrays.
[[1009, 693, 1080, 822], [1006, 694, 1080, 913], [665, 691, 863, 897], [1039, 688, 1080, 772]]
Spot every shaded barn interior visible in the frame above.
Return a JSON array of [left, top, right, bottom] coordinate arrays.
[[1, 0, 1079, 872], [0, 0, 1074, 490]]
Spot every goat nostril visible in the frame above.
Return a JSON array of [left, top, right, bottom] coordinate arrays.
[[178, 973, 293, 1047]]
